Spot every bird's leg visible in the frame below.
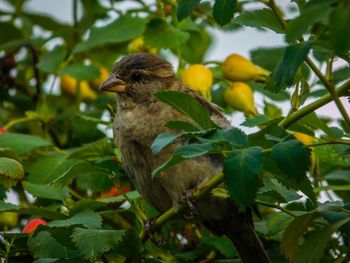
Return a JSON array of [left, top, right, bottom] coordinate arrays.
[[143, 216, 163, 245], [179, 190, 199, 219]]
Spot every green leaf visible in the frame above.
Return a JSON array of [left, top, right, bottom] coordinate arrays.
[[151, 133, 178, 155], [176, 143, 215, 158], [213, 0, 237, 26], [273, 41, 312, 90], [58, 63, 100, 81], [207, 127, 248, 147], [48, 211, 102, 229], [286, 1, 335, 42], [49, 161, 111, 187], [0, 157, 24, 188], [27, 153, 66, 184], [201, 235, 237, 257], [144, 19, 190, 49], [223, 147, 263, 207], [281, 213, 317, 262], [37, 45, 67, 73], [329, 1, 350, 54], [296, 217, 350, 263], [260, 177, 301, 203], [154, 91, 218, 129], [236, 8, 283, 33], [28, 231, 78, 259], [0, 200, 19, 212], [314, 145, 350, 167], [72, 228, 125, 261], [241, 115, 270, 127], [177, 0, 202, 21], [180, 27, 211, 64], [22, 181, 67, 201], [74, 15, 146, 53], [0, 148, 20, 162], [0, 133, 52, 155], [271, 140, 309, 181], [250, 46, 285, 72], [165, 121, 199, 132], [67, 138, 114, 161]]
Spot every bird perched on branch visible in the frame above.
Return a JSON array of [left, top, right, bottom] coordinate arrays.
[[100, 53, 271, 263]]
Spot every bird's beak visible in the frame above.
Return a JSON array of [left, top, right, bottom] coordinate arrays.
[[99, 75, 127, 93]]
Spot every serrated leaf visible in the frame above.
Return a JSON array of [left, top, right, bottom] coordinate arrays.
[[250, 47, 285, 72], [236, 8, 283, 33], [153, 142, 219, 176], [241, 115, 270, 127], [144, 19, 189, 49], [37, 45, 67, 73], [177, 0, 202, 21], [0, 133, 52, 155], [48, 211, 102, 229], [314, 145, 350, 167], [207, 127, 248, 147], [22, 181, 67, 201], [151, 133, 178, 155], [281, 213, 316, 262], [74, 15, 146, 53], [154, 91, 218, 129], [296, 217, 350, 263], [286, 1, 335, 42], [223, 147, 263, 207], [213, 0, 237, 26], [58, 63, 100, 81], [28, 231, 78, 259], [72, 228, 125, 261], [260, 177, 301, 203], [272, 42, 312, 90], [272, 139, 309, 181]]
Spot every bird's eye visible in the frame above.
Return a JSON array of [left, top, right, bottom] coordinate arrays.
[[130, 72, 144, 83]]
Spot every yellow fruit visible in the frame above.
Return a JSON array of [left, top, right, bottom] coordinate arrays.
[[60, 75, 97, 101], [92, 66, 110, 88], [223, 54, 270, 82], [127, 37, 157, 54], [181, 64, 213, 100], [224, 82, 258, 116], [0, 212, 18, 228], [294, 132, 314, 145]]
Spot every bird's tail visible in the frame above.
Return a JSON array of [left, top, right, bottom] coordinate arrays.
[[203, 205, 271, 263]]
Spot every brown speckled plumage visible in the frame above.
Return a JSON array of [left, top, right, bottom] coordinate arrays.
[[104, 53, 270, 263]]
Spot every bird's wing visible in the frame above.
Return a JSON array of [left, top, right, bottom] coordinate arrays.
[[181, 86, 231, 128]]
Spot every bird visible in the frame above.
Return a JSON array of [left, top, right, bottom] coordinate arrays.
[[100, 53, 271, 263]]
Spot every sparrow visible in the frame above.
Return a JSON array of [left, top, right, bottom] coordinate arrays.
[[100, 53, 271, 263]]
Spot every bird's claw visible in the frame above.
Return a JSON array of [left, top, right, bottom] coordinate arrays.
[[144, 217, 163, 245], [179, 190, 199, 219]]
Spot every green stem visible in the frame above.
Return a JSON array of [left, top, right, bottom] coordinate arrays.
[[139, 172, 224, 240], [305, 58, 350, 128], [255, 199, 297, 217], [279, 79, 350, 128], [308, 139, 350, 148]]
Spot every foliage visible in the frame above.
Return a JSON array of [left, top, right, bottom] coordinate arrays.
[[0, 0, 350, 262]]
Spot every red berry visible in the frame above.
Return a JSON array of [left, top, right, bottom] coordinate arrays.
[[0, 127, 7, 134], [22, 218, 47, 234]]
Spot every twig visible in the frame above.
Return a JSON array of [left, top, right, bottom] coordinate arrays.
[[139, 172, 224, 240], [25, 44, 41, 101], [279, 79, 350, 128]]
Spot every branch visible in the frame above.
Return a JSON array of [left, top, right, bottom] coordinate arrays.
[[139, 172, 224, 240], [279, 78, 350, 128], [25, 44, 41, 101]]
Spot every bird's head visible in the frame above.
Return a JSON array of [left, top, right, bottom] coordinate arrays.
[[100, 53, 176, 105]]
